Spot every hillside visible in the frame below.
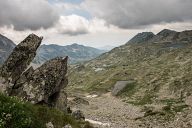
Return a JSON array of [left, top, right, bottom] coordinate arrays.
[[0, 34, 16, 64], [67, 29, 192, 127], [0, 93, 87, 128], [33, 43, 105, 64]]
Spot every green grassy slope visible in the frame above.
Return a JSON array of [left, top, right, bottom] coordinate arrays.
[[68, 30, 192, 106], [0, 93, 91, 128]]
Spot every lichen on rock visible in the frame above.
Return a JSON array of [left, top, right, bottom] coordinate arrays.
[[0, 34, 68, 109]]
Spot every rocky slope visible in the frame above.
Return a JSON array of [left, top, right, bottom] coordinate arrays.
[[33, 43, 105, 65], [68, 29, 192, 127], [0, 34, 16, 64]]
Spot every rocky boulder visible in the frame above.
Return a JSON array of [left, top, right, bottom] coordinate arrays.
[[0, 34, 68, 108], [112, 80, 135, 96], [0, 34, 42, 93], [12, 57, 68, 106]]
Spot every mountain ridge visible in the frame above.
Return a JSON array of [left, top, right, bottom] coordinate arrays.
[[0, 34, 105, 65], [33, 43, 106, 64], [0, 34, 16, 64]]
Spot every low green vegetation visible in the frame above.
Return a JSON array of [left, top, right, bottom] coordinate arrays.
[[135, 97, 190, 122], [0, 93, 89, 128], [127, 92, 155, 106]]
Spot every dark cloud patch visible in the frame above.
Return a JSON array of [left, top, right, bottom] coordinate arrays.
[[0, 0, 59, 31], [83, 0, 192, 29]]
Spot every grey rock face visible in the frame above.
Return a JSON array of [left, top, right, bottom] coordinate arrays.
[[55, 90, 68, 112], [46, 122, 54, 128], [0, 34, 42, 86], [13, 57, 68, 106], [63, 124, 72, 128], [112, 81, 135, 96], [0, 34, 68, 109]]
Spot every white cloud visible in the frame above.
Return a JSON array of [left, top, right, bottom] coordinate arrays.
[[56, 15, 89, 35], [1, 0, 192, 47]]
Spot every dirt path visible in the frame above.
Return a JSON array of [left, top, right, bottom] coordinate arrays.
[[71, 93, 144, 128]]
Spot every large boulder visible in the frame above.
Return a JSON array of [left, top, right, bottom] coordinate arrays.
[[12, 57, 68, 106], [112, 80, 135, 96], [0, 34, 42, 93], [0, 34, 68, 109]]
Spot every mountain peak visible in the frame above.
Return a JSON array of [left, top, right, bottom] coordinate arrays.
[[71, 43, 80, 46], [157, 29, 177, 36], [127, 32, 155, 44]]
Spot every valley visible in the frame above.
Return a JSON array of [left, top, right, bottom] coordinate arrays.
[[67, 29, 192, 127], [1, 29, 192, 127], [1, 1, 192, 128]]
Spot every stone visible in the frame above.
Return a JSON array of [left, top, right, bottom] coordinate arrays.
[[0, 34, 42, 94], [111, 80, 135, 96], [63, 124, 72, 128], [13, 57, 68, 106], [46, 122, 54, 128], [0, 34, 68, 109], [71, 110, 85, 120]]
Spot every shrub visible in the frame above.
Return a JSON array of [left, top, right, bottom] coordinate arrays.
[[0, 93, 86, 128]]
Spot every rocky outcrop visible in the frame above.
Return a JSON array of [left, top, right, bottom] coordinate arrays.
[[0, 34, 68, 108], [12, 57, 68, 106], [127, 32, 155, 44], [0, 34, 42, 93], [112, 80, 135, 96]]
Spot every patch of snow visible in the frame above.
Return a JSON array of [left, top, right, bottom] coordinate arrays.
[[72, 48, 79, 52], [85, 119, 110, 127], [86, 95, 98, 98], [93, 67, 103, 72]]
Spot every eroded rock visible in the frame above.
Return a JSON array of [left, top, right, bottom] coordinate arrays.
[[112, 80, 136, 96], [0, 34, 68, 109], [13, 57, 68, 106], [0, 34, 42, 93]]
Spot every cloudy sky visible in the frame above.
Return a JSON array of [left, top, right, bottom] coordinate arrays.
[[0, 0, 192, 47]]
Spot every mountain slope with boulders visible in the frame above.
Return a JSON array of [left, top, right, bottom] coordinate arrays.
[[33, 43, 105, 64], [0, 34, 16, 64], [68, 29, 192, 127]]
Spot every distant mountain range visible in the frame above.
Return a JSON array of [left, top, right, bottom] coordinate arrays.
[[33, 43, 106, 64], [0, 34, 16, 64], [0, 34, 106, 65]]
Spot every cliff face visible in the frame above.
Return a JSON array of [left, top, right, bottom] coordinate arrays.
[[0, 34, 68, 110]]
